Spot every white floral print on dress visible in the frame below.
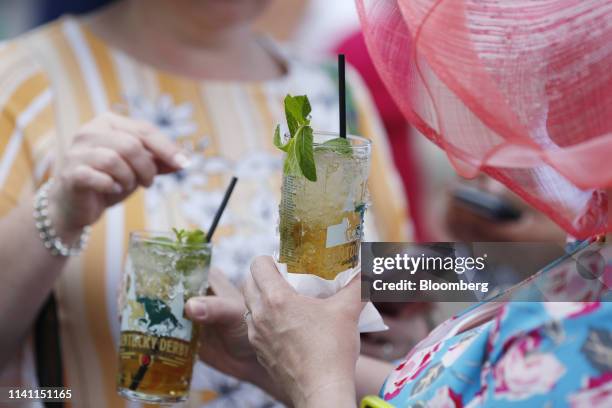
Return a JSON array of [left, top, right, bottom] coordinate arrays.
[[126, 94, 197, 140]]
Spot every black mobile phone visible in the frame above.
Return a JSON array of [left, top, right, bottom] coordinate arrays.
[[452, 186, 522, 221]]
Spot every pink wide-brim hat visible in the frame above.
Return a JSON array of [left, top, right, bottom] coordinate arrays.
[[357, 0, 612, 239]]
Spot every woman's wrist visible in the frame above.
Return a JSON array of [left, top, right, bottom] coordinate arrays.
[[244, 362, 292, 405], [297, 377, 357, 408], [46, 182, 83, 242], [242, 361, 358, 407], [36, 179, 90, 256]]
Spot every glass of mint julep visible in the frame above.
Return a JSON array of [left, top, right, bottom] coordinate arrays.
[[274, 94, 372, 281], [278, 132, 372, 280], [117, 229, 211, 404]]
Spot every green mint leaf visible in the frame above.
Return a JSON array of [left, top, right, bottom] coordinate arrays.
[[283, 138, 301, 176], [275, 95, 317, 182], [175, 229, 209, 274], [172, 228, 186, 244], [185, 229, 207, 245], [295, 126, 317, 181], [273, 124, 289, 152], [296, 95, 312, 119], [284, 94, 311, 137], [284, 95, 299, 136], [317, 137, 352, 156]]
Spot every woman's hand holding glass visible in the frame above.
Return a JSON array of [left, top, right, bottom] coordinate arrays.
[[185, 268, 290, 403], [243, 256, 363, 408], [47, 112, 188, 238], [185, 268, 259, 379], [186, 257, 364, 407]]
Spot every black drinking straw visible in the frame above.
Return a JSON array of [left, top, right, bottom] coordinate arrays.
[[338, 54, 347, 139], [206, 176, 238, 242], [129, 349, 153, 391]]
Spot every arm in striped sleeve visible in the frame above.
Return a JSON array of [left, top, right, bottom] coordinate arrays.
[[0, 42, 71, 369]]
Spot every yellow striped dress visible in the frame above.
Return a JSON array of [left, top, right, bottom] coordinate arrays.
[[0, 16, 410, 408]]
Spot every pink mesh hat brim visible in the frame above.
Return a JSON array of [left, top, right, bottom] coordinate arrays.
[[357, 0, 612, 238]]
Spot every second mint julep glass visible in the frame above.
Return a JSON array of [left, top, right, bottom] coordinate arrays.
[[117, 231, 211, 403]]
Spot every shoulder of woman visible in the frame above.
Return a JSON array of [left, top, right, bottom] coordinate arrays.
[[0, 36, 42, 75], [0, 39, 53, 118], [0, 19, 62, 91]]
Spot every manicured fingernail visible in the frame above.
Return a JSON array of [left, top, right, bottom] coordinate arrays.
[[173, 152, 191, 169], [187, 299, 206, 319], [112, 182, 123, 194]]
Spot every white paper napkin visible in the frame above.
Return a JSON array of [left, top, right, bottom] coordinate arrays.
[[275, 261, 387, 333]]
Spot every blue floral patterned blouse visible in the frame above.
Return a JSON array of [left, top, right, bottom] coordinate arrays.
[[380, 241, 612, 407]]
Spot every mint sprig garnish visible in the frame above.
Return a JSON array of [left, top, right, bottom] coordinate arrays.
[[147, 229, 209, 274], [274, 95, 317, 181], [295, 126, 316, 180], [274, 94, 354, 181], [172, 228, 206, 246]]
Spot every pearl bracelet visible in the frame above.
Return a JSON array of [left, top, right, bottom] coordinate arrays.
[[33, 179, 91, 257]]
